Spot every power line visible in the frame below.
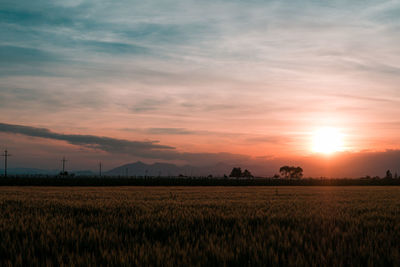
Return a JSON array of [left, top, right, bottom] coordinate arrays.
[[61, 156, 67, 175], [1, 149, 11, 177]]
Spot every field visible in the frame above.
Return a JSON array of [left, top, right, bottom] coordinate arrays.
[[1, 186, 400, 266]]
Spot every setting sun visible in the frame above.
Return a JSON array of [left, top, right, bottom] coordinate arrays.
[[312, 127, 344, 154]]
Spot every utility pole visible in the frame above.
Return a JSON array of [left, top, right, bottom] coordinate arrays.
[[99, 162, 102, 177], [2, 150, 11, 177], [61, 156, 67, 175]]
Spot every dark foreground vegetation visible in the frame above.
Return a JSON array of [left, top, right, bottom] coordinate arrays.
[[0, 186, 400, 266], [1, 176, 400, 186]]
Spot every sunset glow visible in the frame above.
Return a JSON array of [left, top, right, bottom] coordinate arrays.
[[1, 0, 400, 177]]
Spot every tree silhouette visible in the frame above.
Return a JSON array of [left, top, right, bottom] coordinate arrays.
[[229, 167, 242, 178], [386, 170, 393, 179], [279, 166, 303, 179], [279, 166, 290, 179], [292, 167, 303, 179], [242, 169, 253, 178]]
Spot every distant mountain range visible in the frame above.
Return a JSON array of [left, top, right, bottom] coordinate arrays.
[[1, 161, 264, 177], [105, 161, 234, 177]]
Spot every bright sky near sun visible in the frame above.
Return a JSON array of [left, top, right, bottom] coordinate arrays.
[[1, 0, 400, 176], [312, 127, 345, 155]]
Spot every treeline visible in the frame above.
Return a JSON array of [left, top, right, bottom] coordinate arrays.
[[1, 176, 400, 186]]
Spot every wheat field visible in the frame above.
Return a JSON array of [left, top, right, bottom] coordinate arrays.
[[0, 186, 399, 266]]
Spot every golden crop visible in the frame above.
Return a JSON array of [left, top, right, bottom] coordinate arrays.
[[0, 186, 399, 266]]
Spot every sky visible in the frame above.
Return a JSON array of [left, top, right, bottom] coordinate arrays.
[[1, 0, 400, 177]]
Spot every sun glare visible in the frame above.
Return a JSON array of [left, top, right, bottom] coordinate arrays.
[[312, 127, 344, 154]]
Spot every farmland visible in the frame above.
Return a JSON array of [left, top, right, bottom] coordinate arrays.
[[1, 186, 400, 266]]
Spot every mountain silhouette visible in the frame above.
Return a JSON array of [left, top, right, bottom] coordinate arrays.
[[106, 161, 234, 177]]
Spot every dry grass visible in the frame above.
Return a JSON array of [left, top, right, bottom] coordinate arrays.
[[1, 186, 400, 266]]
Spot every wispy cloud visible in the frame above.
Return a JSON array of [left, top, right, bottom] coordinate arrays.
[[327, 93, 396, 103], [0, 122, 173, 152], [0, 122, 250, 165], [125, 128, 198, 135]]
